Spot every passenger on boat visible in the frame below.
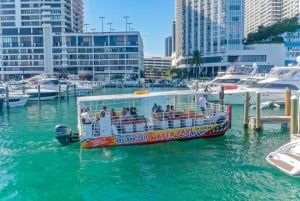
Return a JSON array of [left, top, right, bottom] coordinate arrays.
[[130, 107, 138, 118], [110, 108, 116, 121], [152, 103, 158, 113], [121, 107, 130, 121], [157, 105, 164, 113], [81, 108, 93, 124], [199, 95, 207, 113], [101, 106, 108, 117]]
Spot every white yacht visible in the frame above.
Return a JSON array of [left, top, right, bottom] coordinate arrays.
[[188, 64, 259, 91], [208, 59, 300, 104], [266, 139, 300, 177], [0, 86, 30, 107]]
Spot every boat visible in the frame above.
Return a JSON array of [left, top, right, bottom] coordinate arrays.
[[208, 59, 300, 104], [0, 86, 30, 107], [0, 96, 4, 111], [187, 64, 259, 91], [266, 139, 300, 177], [54, 90, 232, 148]]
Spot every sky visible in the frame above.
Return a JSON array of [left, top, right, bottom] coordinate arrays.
[[83, 0, 175, 57]]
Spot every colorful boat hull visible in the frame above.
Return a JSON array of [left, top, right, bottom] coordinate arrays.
[[81, 121, 230, 148]]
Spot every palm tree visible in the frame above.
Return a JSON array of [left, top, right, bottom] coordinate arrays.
[[190, 50, 203, 79]]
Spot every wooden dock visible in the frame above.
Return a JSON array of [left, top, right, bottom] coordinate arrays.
[[248, 116, 290, 130]]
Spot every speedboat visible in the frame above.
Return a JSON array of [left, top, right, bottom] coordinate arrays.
[[0, 86, 30, 107], [25, 87, 60, 101], [266, 139, 300, 177], [54, 90, 232, 148]]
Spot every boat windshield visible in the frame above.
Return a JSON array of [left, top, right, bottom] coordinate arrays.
[[226, 66, 257, 75], [267, 68, 300, 78], [211, 78, 241, 84]]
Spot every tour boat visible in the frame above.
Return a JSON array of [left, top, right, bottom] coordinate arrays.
[[54, 90, 232, 148], [266, 139, 300, 177]]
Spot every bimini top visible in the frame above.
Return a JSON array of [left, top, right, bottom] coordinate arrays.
[[77, 89, 210, 103]]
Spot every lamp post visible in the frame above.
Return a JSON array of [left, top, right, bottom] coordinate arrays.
[[84, 23, 89, 32], [99, 16, 105, 32], [127, 22, 132, 32], [124, 16, 129, 32], [91, 28, 96, 32], [107, 22, 113, 32]]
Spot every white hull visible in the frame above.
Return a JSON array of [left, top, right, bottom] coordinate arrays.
[[208, 88, 296, 105], [266, 140, 300, 177], [6, 94, 30, 107], [25, 88, 59, 101]]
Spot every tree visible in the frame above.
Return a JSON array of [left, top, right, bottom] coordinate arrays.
[[190, 49, 203, 79]]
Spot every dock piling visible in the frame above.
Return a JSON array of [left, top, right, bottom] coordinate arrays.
[[38, 85, 40, 101], [219, 85, 224, 111], [291, 95, 297, 137], [5, 86, 9, 108], [243, 91, 249, 128], [255, 92, 261, 131], [285, 89, 291, 116]]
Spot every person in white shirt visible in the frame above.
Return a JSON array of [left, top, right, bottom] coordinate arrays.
[[199, 95, 207, 113], [81, 108, 93, 123]]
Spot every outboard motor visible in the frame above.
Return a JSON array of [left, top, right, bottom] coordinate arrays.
[[54, 124, 79, 145]]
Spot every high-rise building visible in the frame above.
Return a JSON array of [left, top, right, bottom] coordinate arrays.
[[165, 36, 172, 57], [174, 0, 244, 69], [245, 0, 300, 37], [0, 0, 144, 82], [0, 0, 83, 33]]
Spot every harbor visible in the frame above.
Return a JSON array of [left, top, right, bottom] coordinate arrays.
[[0, 87, 299, 200]]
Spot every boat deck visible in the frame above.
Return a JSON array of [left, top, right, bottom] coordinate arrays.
[[268, 158, 294, 172]]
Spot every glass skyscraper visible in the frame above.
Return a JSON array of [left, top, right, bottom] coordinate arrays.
[[174, 0, 244, 69]]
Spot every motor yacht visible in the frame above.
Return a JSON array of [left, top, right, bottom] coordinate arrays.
[[208, 59, 300, 104]]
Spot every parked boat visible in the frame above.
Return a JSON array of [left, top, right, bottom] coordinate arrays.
[[54, 90, 232, 148], [25, 88, 60, 101], [187, 64, 259, 91], [208, 61, 300, 104], [0, 86, 30, 107], [266, 139, 300, 177]]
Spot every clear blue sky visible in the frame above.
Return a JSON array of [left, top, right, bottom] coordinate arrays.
[[83, 0, 175, 57]]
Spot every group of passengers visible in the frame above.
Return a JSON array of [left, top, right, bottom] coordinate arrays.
[[120, 107, 141, 122], [152, 103, 177, 119]]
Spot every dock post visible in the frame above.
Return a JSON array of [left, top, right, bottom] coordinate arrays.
[[285, 88, 291, 116], [291, 95, 297, 137], [243, 92, 249, 128], [66, 84, 69, 99], [5, 86, 9, 108], [22, 85, 25, 94], [227, 105, 232, 129], [73, 84, 77, 96], [219, 85, 224, 111], [58, 84, 61, 100], [298, 90, 300, 133], [38, 84, 40, 101], [255, 92, 261, 131]]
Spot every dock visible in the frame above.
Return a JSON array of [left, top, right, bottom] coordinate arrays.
[[243, 89, 294, 131], [248, 115, 290, 130], [242, 89, 300, 142]]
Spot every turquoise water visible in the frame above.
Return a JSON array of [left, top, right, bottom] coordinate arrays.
[[1, 88, 300, 201]]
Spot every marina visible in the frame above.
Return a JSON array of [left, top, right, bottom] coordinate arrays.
[[0, 87, 300, 200]]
